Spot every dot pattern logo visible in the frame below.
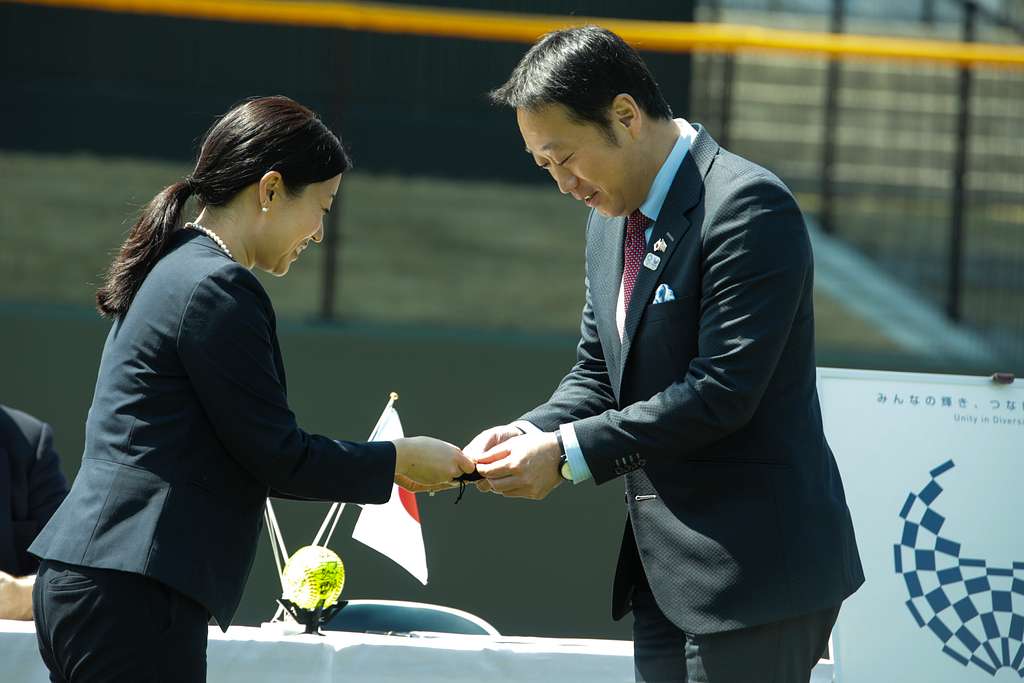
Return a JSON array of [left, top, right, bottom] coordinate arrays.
[[895, 460, 1024, 676]]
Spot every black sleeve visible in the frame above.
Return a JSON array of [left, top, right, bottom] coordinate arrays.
[[177, 265, 395, 503], [27, 422, 69, 524], [18, 421, 69, 573]]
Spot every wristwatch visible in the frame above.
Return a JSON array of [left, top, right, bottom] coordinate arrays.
[[555, 431, 573, 482]]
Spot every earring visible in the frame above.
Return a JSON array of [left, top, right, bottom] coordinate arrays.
[[261, 207, 269, 213]]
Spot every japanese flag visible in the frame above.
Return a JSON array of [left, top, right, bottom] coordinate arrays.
[[351, 405, 428, 584]]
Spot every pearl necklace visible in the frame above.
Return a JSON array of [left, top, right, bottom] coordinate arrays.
[[185, 222, 234, 261]]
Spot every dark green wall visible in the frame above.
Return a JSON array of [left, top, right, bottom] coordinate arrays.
[[0, 1, 693, 183], [0, 306, 633, 639]]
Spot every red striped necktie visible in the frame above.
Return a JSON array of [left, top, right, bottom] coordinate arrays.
[[622, 209, 653, 314]]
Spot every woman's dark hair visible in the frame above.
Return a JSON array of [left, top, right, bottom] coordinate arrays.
[[489, 26, 672, 142], [96, 95, 350, 318]]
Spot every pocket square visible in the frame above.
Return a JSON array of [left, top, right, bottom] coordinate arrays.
[[653, 283, 676, 304]]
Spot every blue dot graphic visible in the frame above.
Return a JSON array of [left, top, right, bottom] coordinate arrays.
[[895, 460, 1024, 677]]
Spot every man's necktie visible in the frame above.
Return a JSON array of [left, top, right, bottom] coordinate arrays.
[[622, 209, 652, 315]]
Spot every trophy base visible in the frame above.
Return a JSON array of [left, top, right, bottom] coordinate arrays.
[[276, 598, 347, 636]]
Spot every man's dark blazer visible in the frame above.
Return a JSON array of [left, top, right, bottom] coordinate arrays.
[[30, 230, 396, 629], [0, 406, 68, 577], [520, 126, 864, 634]]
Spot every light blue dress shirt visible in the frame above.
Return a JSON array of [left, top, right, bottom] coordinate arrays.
[[556, 121, 696, 484]]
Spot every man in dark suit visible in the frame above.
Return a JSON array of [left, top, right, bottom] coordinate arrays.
[[466, 26, 864, 682], [0, 405, 69, 619]]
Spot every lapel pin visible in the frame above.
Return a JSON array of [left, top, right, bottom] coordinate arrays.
[[653, 238, 667, 253], [643, 253, 661, 270]]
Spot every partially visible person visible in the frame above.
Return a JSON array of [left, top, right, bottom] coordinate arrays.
[[0, 405, 69, 620]]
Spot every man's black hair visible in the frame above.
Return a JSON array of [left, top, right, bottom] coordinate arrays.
[[489, 26, 673, 141]]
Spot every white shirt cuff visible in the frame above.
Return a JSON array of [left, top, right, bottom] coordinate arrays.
[[559, 423, 593, 484]]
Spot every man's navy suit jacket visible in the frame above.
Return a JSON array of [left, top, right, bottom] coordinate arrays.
[[520, 127, 865, 634], [31, 230, 396, 629], [0, 405, 68, 577]]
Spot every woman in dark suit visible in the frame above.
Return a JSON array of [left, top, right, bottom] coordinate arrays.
[[29, 96, 473, 682]]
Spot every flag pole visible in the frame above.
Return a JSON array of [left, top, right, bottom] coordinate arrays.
[[265, 499, 289, 565], [368, 392, 399, 440], [265, 505, 288, 623], [265, 507, 285, 585]]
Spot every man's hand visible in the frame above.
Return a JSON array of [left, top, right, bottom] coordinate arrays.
[[475, 431, 563, 500], [463, 424, 524, 493], [463, 424, 524, 459], [0, 570, 34, 621]]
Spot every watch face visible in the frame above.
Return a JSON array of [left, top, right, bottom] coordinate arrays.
[[560, 460, 573, 481]]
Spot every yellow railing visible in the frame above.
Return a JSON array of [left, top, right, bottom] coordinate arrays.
[[6, 0, 1024, 69]]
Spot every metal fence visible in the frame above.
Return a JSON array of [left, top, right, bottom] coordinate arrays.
[[692, 0, 1024, 370]]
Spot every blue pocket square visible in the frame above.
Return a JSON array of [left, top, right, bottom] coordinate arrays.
[[653, 283, 676, 304]]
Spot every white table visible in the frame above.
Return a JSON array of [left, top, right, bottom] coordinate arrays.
[[2, 619, 835, 682]]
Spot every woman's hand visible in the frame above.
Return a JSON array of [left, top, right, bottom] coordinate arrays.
[[394, 473, 459, 494], [392, 436, 475, 488]]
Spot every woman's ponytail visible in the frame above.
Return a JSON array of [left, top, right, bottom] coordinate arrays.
[[95, 180, 193, 318]]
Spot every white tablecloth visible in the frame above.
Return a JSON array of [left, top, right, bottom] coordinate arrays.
[[2, 619, 835, 682]]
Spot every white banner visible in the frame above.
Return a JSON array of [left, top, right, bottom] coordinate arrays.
[[818, 368, 1023, 682]]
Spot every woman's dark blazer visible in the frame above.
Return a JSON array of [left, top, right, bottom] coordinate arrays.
[[30, 230, 396, 629]]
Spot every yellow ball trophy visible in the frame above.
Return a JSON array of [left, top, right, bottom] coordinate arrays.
[[277, 545, 347, 635]]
